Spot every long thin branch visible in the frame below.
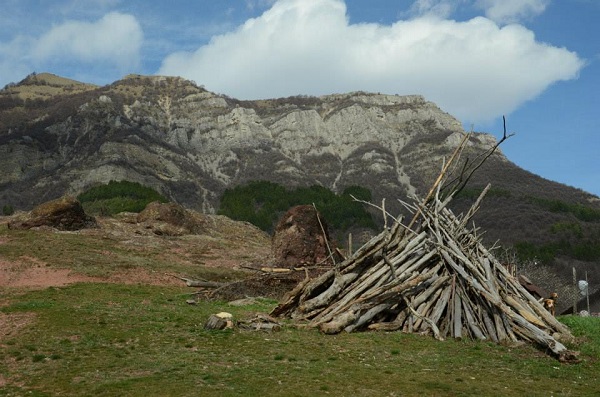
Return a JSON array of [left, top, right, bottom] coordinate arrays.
[[443, 116, 514, 199], [405, 131, 471, 233], [313, 203, 336, 269]]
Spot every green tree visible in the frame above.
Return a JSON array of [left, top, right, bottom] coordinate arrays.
[[78, 180, 168, 216], [2, 204, 15, 216], [218, 181, 376, 233]]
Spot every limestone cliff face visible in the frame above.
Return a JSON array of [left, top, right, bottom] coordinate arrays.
[[0, 74, 535, 215], [3, 74, 599, 300]]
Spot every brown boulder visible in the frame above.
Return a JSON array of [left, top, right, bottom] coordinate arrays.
[[271, 205, 337, 269], [8, 196, 97, 231], [136, 201, 206, 235]]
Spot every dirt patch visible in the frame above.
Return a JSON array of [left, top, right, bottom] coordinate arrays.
[[0, 258, 99, 288], [0, 258, 184, 289]]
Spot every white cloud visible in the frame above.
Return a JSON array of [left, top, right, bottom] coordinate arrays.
[[0, 36, 34, 87], [475, 0, 550, 24], [33, 12, 143, 70], [160, 0, 582, 123]]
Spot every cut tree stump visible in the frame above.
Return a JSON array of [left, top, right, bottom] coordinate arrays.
[[204, 312, 234, 330]]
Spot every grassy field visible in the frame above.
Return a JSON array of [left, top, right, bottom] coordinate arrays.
[[1, 282, 599, 397], [1, 222, 599, 396]]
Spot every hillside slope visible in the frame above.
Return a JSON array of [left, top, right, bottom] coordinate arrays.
[[0, 73, 598, 300]]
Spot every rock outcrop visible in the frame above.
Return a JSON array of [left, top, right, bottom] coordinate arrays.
[[8, 196, 97, 231], [0, 74, 491, 217], [0, 73, 597, 257], [136, 201, 206, 236]]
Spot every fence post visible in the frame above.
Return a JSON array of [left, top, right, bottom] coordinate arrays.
[[572, 267, 577, 315], [348, 233, 353, 257], [586, 271, 590, 314]]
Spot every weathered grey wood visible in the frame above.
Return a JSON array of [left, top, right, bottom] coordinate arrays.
[[299, 272, 359, 313], [452, 290, 463, 339], [428, 285, 451, 325], [319, 310, 358, 334], [481, 308, 499, 342], [461, 299, 487, 340], [404, 297, 443, 340], [345, 303, 390, 332], [270, 187, 576, 360]]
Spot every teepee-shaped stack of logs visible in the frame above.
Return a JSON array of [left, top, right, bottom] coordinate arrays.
[[271, 184, 576, 361]]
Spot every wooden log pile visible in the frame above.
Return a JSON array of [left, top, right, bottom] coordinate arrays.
[[271, 186, 577, 361]]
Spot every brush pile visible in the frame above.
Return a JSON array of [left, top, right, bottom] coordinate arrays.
[[271, 131, 578, 362]]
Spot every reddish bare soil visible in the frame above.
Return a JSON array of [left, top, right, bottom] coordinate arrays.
[[0, 213, 272, 290], [0, 258, 182, 289], [0, 213, 275, 343]]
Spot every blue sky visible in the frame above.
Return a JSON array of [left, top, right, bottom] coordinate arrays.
[[1, 0, 598, 196]]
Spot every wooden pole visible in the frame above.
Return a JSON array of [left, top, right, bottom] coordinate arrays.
[[586, 271, 590, 314], [348, 233, 353, 257], [572, 267, 577, 315]]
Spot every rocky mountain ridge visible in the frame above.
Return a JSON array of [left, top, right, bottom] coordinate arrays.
[[0, 73, 597, 221], [0, 73, 510, 213], [1, 72, 599, 301]]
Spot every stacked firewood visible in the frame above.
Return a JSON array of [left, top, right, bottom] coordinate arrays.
[[271, 186, 577, 361]]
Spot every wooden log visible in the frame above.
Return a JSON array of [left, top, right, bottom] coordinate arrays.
[[493, 312, 508, 341], [345, 303, 390, 332], [502, 294, 546, 328], [512, 283, 572, 336], [318, 310, 358, 334], [316, 265, 439, 326], [186, 280, 225, 288], [238, 314, 282, 332], [306, 246, 427, 323], [411, 275, 449, 308], [426, 283, 450, 321], [509, 310, 570, 356], [501, 312, 519, 342], [481, 305, 499, 342], [452, 289, 463, 339], [299, 272, 359, 313], [298, 269, 335, 302], [168, 274, 226, 288], [403, 297, 443, 340], [270, 275, 313, 317], [461, 298, 487, 340], [310, 261, 391, 323]]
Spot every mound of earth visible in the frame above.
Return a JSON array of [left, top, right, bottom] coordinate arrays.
[[271, 205, 339, 269], [8, 196, 97, 231], [136, 201, 207, 236]]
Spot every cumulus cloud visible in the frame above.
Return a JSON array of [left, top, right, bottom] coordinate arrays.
[[158, 0, 583, 123], [33, 12, 142, 70], [475, 0, 549, 24], [0, 36, 34, 87]]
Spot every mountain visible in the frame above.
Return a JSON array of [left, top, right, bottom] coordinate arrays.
[[1, 73, 599, 304]]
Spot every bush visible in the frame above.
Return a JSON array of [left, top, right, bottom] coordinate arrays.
[[78, 180, 168, 216], [2, 204, 15, 216]]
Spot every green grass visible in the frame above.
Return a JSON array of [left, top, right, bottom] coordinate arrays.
[[1, 283, 599, 397]]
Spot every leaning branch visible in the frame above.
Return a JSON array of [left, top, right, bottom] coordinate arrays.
[[442, 116, 515, 200]]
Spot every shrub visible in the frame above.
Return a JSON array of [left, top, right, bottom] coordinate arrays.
[[78, 180, 168, 216], [2, 204, 15, 216]]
